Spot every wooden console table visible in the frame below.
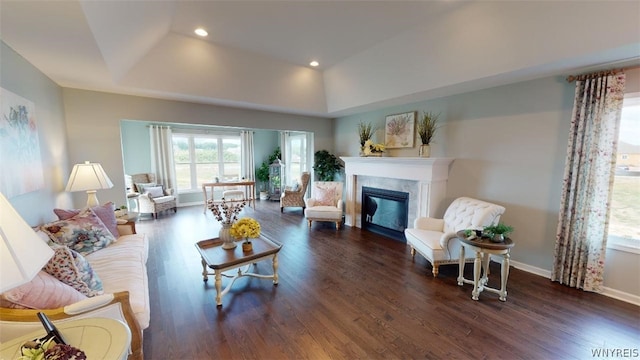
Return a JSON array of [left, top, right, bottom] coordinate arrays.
[[202, 180, 256, 213]]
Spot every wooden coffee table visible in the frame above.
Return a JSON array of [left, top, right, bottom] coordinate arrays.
[[195, 235, 282, 307]]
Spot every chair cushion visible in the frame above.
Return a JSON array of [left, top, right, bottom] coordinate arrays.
[[152, 195, 176, 204], [405, 228, 447, 262], [305, 206, 342, 220], [314, 187, 336, 206], [86, 233, 150, 329]]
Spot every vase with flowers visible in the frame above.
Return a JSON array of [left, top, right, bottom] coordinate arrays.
[[230, 217, 261, 252], [417, 111, 440, 157], [208, 198, 247, 249], [357, 121, 385, 156], [362, 139, 385, 156]]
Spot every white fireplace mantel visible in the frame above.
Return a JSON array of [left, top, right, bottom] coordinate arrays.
[[340, 157, 454, 228]]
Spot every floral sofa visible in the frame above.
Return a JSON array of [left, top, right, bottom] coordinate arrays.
[[0, 203, 149, 360]]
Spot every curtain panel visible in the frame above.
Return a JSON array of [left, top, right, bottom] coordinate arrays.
[[149, 125, 177, 192], [241, 130, 255, 182], [551, 73, 626, 292]]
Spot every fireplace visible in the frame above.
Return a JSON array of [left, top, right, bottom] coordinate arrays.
[[361, 186, 409, 242], [341, 157, 454, 231]]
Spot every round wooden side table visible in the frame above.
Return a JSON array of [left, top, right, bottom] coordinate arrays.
[[456, 230, 515, 301], [0, 317, 131, 360]]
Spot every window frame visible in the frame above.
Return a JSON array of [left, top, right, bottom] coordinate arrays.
[[607, 92, 640, 253], [172, 132, 241, 193]]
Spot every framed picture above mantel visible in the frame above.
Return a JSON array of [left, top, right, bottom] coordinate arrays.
[[384, 111, 415, 149]]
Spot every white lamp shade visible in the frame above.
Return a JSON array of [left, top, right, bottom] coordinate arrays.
[[0, 192, 54, 293], [65, 161, 114, 192]]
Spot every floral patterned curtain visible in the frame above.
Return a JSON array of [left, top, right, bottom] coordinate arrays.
[[551, 72, 626, 292]]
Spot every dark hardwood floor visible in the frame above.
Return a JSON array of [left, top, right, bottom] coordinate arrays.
[[136, 201, 639, 360]]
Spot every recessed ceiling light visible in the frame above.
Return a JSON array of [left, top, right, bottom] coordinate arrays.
[[194, 28, 208, 37], [309, 61, 319, 67]]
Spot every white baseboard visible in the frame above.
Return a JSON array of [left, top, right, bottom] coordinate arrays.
[[508, 260, 640, 306], [601, 287, 640, 306]]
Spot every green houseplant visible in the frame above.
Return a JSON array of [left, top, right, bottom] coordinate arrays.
[[483, 223, 514, 243], [417, 111, 440, 157], [255, 147, 281, 200], [312, 150, 343, 181]]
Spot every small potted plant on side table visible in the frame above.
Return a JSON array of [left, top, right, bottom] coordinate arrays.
[[482, 223, 514, 243], [231, 217, 261, 252]]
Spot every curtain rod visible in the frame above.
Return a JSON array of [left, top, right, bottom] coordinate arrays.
[[566, 65, 640, 83]]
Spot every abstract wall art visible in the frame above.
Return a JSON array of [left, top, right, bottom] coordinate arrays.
[[0, 88, 45, 198], [385, 111, 416, 149]]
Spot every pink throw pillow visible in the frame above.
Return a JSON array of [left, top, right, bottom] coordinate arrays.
[[0, 271, 87, 309], [43, 244, 104, 297], [315, 186, 336, 206], [54, 202, 119, 238], [42, 208, 116, 256]]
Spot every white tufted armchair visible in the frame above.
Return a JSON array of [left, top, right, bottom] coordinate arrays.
[[304, 181, 344, 229], [404, 197, 505, 277]]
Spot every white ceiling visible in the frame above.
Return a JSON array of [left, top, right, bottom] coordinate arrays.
[[1, 1, 639, 118]]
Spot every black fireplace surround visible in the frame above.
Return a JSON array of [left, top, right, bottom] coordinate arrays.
[[361, 186, 409, 242]]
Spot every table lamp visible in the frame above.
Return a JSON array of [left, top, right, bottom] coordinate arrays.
[[0, 192, 54, 293], [65, 161, 114, 207]]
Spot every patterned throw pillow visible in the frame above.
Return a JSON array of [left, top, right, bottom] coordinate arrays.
[[53, 202, 120, 238], [43, 244, 104, 297], [0, 271, 87, 309], [41, 208, 116, 256], [315, 186, 336, 206]]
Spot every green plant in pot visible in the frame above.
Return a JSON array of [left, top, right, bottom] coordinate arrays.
[[312, 150, 343, 181], [483, 223, 514, 243], [417, 111, 440, 157], [255, 147, 281, 200], [255, 162, 270, 199]]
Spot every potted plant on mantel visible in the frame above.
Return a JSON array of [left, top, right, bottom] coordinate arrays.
[[417, 111, 440, 158]]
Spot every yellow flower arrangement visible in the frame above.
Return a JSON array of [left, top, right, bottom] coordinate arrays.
[[230, 217, 261, 242], [362, 139, 385, 155]]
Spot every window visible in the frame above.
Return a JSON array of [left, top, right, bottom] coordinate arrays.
[[608, 94, 640, 253], [172, 133, 241, 192], [288, 133, 308, 180]]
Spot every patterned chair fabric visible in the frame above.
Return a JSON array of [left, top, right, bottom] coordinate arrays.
[[404, 197, 505, 277], [304, 181, 344, 230], [128, 173, 177, 219], [280, 172, 311, 213]]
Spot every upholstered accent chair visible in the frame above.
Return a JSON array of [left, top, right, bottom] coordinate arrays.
[[280, 172, 311, 213], [128, 173, 177, 219], [304, 181, 344, 229], [404, 197, 505, 277]]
